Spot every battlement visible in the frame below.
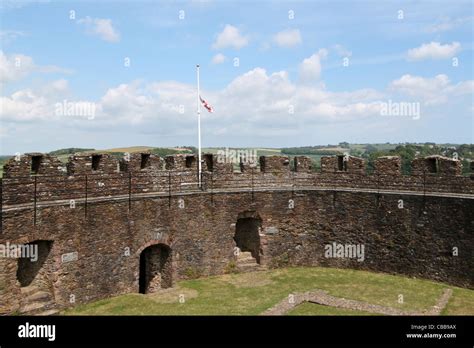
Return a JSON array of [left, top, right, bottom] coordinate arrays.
[[2, 152, 470, 180], [321, 155, 365, 174], [294, 156, 312, 173], [67, 153, 119, 175], [374, 156, 401, 175], [1, 152, 473, 209], [259, 156, 291, 173], [3, 153, 65, 178], [1, 152, 473, 315], [164, 154, 197, 171], [120, 152, 164, 172], [411, 155, 461, 176], [203, 153, 233, 174]]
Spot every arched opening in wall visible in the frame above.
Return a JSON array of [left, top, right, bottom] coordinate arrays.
[[139, 244, 172, 294], [16, 240, 53, 287], [234, 215, 262, 264]]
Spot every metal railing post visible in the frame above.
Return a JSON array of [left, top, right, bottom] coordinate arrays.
[[128, 172, 132, 212], [33, 175, 37, 226], [85, 174, 88, 218], [168, 171, 172, 208]]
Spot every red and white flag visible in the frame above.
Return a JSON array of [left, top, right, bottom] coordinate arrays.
[[200, 96, 214, 113]]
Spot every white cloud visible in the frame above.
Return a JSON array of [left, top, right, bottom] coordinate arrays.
[[273, 29, 302, 48], [425, 16, 473, 33], [77, 17, 120, 42], [0, 51, 34, 83], [0, 51, 72, 84], [389, 74, 474, 105], [212, 25, 248, 50], [211, 53, 226, 64], [299, 49, 328, 83], [407, 42, 460, 61], [0, 30, 26, 43], [1, 88, 55, 122], [0, 66, 383, 128], [2, 63, 472, 146], [332, 44, 352, 57]]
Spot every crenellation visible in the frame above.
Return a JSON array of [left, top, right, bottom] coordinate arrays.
[[411, 155, 461, 176], [259, 156, 291, 173], [0, 152, 473, 315], [321, 155, 366, 174], [203, 153, 233, 174], [373, 156, 402, 175], [3, 153, 65, 178], [67, 153, 120, 176], [294, 156, 312, 173], [120, 152, 164, 172], [165, 154, 197, 171]]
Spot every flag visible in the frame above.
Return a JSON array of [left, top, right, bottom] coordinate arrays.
[[200, 96, 214, 113]]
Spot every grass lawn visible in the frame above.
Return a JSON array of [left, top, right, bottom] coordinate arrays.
[[63, 267, 474, 316]]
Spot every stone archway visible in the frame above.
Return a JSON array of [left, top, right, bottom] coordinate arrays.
[[234, 212, 263, 264], [138, 244, 172, 294]]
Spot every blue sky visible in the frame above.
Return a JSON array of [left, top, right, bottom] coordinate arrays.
[[0, 0, 473, 154]]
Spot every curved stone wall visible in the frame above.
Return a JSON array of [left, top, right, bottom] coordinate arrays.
[[0, 153, 473, 314]]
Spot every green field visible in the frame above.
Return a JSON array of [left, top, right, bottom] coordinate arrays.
[[63, 267, 474, 316]]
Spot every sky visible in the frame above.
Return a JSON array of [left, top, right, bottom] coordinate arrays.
[[0, 0, 473, 154]]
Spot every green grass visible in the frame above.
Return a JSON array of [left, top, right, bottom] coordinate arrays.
[[63, 267, 474, 316]]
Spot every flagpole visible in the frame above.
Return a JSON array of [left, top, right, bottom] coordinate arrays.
[[196, 64, 202, 188]]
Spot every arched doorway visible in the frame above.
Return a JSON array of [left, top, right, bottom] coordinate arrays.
[[16, 240, 54, 287], [234, 213, 262, 264], [138, 244, 172, 294]]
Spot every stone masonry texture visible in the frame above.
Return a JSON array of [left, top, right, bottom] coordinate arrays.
[[0, 153, 473, 314]]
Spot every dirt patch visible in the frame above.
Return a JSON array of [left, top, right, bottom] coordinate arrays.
[[146, 286, 198, 304], [221, 272, 274, 288]]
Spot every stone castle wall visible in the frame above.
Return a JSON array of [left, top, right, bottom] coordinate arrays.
[[0, 153, 473, 314]]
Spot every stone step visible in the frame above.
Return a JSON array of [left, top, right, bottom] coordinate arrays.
[[25, 291, 51, 303], [19, 301, 49, 314], [20, 286, 40, 297], [236, 257, 257, 264], [237, 259, 259, 266], [237, 251, 253, 259], [36, 309, 60, 316]]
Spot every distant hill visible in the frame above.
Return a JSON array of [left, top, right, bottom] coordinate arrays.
[[49, 148, 95, 156]]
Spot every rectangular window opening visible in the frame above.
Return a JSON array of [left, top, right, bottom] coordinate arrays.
[[185, 156, 196, 168], [92, 155, 102, 171], [427, 158, 438, 173], [337, 155, 344, 171], [140, 154, 151, 169], [204, 154, 213, 172], [31, 155, 42, 174]]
